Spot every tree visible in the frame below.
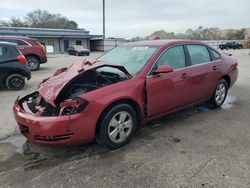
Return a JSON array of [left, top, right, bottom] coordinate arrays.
[[0, 17, 28, 27], [0, 9, 78, 29], [25, 9, 78, 29], [225, 29, 245, 40]]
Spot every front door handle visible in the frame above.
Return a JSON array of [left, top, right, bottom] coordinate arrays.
[[181, 73, 189, 79], [212, 66, 218, 71]]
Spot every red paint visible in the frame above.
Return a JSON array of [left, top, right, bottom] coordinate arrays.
[[0, 35, 47, 64], [13, 40, 238, 146]]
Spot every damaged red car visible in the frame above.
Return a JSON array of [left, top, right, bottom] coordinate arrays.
[[13, 40, 238, 149]]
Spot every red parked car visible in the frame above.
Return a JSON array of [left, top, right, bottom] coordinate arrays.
[[13, 40, 238, 149], [0, 36, 47, 71]]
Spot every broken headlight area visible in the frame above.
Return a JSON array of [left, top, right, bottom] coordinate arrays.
[[59, 97, 88, 116], [19, 92, 88, 117]]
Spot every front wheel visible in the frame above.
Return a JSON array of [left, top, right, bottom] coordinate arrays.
[[97, 104, 137, 149], [26, 56, 40, 71], [209, 79, 228, 107], [6, 74, 25, 91]]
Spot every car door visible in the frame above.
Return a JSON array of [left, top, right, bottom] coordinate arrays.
[[183, 44, 221, 103], [146, 45, 192, 118]]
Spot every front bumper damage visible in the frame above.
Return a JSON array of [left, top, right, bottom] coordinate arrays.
[[13, 93, 96, 145]]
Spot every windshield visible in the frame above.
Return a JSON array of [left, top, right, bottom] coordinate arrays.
[[74, 45, 85, 50], [98, 46, 158, 75]]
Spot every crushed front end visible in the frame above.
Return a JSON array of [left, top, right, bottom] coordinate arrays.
[[13, 61, 132, 145], [13, 91, 96, 145]]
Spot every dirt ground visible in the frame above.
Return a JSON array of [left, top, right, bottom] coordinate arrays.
[[0, 49, 249, 188]]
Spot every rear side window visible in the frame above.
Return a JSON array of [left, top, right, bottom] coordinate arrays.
[[186, 45, 211, 65], [210, 49, 221, 60], [3, 39, 28, 46], [156, 45, 186, 69]]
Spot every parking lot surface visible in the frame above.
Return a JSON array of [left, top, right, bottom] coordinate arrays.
[[0, 50, 249, 187]]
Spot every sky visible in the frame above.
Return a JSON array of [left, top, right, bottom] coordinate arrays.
[[0, 0, 250, 38]]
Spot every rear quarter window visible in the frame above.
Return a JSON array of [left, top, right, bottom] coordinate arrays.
[[0, 47, 3, 56], [210, 49, 221, 60], [0, 46, 7, 56], [0, 46, 8, 62]]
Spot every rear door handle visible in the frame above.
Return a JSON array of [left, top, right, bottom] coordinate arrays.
[[181, 73, 189, 79], [212, 66, 218, 71]]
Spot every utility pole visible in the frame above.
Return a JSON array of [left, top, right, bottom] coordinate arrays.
[[103, 0, 105, 39]]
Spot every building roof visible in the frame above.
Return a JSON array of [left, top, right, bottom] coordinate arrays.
[[0, 27, 92, 39]]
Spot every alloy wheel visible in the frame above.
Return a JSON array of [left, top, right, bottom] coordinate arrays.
[[215, 83, 226, 104], [108, 111, 133, 143]]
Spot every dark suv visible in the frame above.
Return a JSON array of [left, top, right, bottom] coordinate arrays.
[[0, 36, 47, 71], [219, 42, 243, 50], [0, 42, 31, 90]]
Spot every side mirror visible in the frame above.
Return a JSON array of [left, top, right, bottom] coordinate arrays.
[[154, 65, 174, 74]]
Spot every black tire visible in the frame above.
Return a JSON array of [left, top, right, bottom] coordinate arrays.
[[97, 104, 137, 150], [209, 79, 228, 108], [26, 56, 40, 71], [6, 74, 25, 91]]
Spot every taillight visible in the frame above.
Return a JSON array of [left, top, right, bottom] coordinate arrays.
[[17, 55, 27, 64]]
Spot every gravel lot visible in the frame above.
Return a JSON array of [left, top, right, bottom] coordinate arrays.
[[0, 49, 249, 188]]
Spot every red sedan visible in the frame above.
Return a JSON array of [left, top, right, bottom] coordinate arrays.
[[13, 40, 238, 149]]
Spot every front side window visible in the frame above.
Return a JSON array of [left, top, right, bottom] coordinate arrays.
[[156, 45, 186, 70], [186, 45, 211, 65], [98, 46, 158, 76]]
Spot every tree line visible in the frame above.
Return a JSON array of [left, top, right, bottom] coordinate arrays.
[[132, 26, 247, 41], [0, 9, 78, 30]]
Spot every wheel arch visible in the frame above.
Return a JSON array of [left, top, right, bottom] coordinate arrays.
[[95, 98, 142, 137], [220, 75, 231, 88], [25, 54, 41, 62], [3, 69, 27, 83]]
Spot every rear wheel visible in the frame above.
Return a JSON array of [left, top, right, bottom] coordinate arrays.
[[97, 104, 137, 149], [6, 74, 25, 91], [26, 56, 40, 71], [209, 79, 228, 107]]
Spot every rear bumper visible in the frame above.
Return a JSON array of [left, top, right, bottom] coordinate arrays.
[[229, 68, 238, 88], [13, 98, 96, 146], [40, 56, 47, 64]]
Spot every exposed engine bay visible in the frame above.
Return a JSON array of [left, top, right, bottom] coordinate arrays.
[[19, 66, 130, 117], [61, 68, 129, 100]]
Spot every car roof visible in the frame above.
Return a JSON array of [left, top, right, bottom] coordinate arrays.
[[122, 39, 205, 47]]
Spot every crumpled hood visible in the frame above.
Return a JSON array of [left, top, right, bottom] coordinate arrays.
[[38, 60, 131, 106]]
